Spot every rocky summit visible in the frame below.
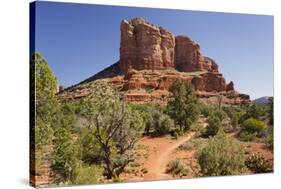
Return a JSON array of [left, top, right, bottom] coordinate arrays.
[[58, 17, 250, 106]]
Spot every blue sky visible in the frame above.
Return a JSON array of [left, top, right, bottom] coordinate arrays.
[[34, 1, 273, 99]]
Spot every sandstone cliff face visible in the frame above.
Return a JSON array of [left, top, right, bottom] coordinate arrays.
[[59, 17, 250, 106], [119, 18, 175, 74], [175, 36, 205, 72]]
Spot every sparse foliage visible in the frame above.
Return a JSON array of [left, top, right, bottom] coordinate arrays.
[[245, 153, 273, 173], [77, 81, 144, 179], [166, 159, 188, 177]]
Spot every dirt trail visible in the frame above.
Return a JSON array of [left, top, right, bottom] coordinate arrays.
[[141, 132, 195, 180]]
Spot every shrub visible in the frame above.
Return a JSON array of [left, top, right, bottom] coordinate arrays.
[[151, 110, 175, 136], [196, 130, 245, 176], [166, 159, 188, 177], [241, 118, 267, 134], [239, 105, 267, 123], [204, 115, 222, 137], [239, 132, 257, 141], [212, 109, 227, 121], [200, 106, 212, 117], [51, 128, 81, 184], [73, 165, 103, 185], [245, 153, 273, 173], [266, 126, 273, 151]]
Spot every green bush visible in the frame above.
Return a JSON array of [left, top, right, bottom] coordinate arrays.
[[245, 153, 273, 173], [154, 112, 174, 136], [73, 165, 103, 185], [148, 110, 174, 136], [200, 106, 212, 117], [239, 132, 257, 141], [196, 131, 245, 176], [204, 115, 222, 137], [239, 105, 267, 123], [241, 118, 266, 134], [166, 159, 188, 177], [80, 128, 103, 164], [212, 109, 227, 121], [223, 107, 241, 129], [51, 128, 81, 184]]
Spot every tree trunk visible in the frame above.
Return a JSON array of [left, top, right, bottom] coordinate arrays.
[[103, 147, 116, 179]]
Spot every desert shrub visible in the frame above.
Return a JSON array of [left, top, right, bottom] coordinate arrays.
[[204, 115, 222, 137], [212, 108, 227, 121], [245, 153, 273, 173], [149, 110, 175, 136], [166, 79, 199, 133], [223, 107, 241, 129], [137, 105, 175, 136], [241, 118, 266, 134], [73, 165, 103, 185], [265, 126, 273, 151], [239, 132, 257, 141], [79, 128, 103, 165], [51, 127, 81, 184], [196, 130, 245, 176], [166, 159, 188, 177], [239, 104, 267, 123], [200, 105, 212, 117]]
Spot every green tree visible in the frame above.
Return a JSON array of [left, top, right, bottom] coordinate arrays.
[[31, 52, 58, 148], [239, 104, 266, 123], [166, 79, 199, 133], [77, 81, 144, 179], [30, 52, 59, 177], [196, 130, 245, 176]]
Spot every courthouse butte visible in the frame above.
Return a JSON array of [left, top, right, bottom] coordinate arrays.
[[59, 17, 250, 106]]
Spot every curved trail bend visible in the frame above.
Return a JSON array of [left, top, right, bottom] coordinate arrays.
[[142, 132, 195, 180]]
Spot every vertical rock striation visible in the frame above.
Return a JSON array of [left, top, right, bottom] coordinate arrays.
[[120, 18, 175, 74]]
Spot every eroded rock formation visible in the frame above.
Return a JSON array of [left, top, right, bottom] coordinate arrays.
[[59, 17, 250, 106], [119, 18, 175, 74]]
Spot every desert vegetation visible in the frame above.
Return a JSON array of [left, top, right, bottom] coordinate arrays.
[[31, 52, 273, 187]]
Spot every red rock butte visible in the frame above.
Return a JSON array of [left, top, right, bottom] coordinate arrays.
[[59, 17, 250, 106]]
